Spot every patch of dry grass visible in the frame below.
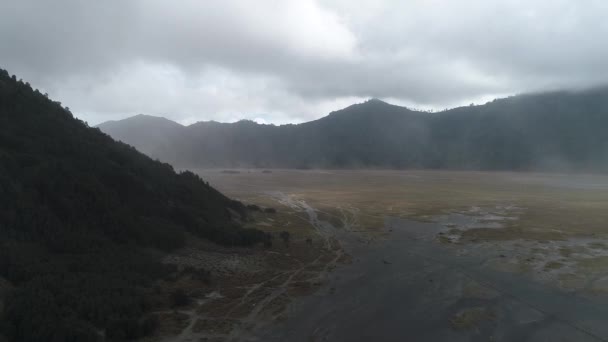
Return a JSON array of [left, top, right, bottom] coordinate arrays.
[[449, 307, 496, 330], [577, 256, 608, 271], [196, 169, 608, 240]]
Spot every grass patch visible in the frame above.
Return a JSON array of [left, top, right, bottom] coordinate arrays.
[[449, 307, 495, 330], [195, 170, 608, 241]]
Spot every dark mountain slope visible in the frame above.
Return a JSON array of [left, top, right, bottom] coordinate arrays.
[[0, 69, 267, 342], [294, 99, 430, 167], [429, 88, 608, 170]]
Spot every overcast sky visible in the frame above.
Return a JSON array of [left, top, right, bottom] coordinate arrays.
[[1, 0, 608, 125]]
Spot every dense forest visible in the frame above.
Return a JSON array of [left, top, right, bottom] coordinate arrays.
[[0, 68, 269, 342], [99, 90, 608, 172]]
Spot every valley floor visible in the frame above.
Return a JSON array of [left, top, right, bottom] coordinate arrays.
[[154, 169, 608, 341]]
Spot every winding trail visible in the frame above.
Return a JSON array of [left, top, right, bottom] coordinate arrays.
[[164, 193, 348, 342]]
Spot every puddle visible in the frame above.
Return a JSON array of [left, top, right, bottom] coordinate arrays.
[[431, 205, 525, 243], [438, 234, 608, 293], [391, 207, 608, 294]]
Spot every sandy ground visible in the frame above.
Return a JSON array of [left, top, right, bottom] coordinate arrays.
[[154, 169, 608, 342]]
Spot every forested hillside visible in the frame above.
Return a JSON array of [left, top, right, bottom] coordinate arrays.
[[99, 91, 608, 172], [0, 69, 268, 342]]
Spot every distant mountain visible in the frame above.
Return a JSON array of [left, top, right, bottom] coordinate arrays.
[[99, 89, 608, 172], [97, 99, 430, 168], [97, 114, 184, 159], [0, 69, 267, 341]]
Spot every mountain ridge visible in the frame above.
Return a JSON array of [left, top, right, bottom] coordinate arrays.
[[98, 88, 608, 172], [97, 98, 417, 130]]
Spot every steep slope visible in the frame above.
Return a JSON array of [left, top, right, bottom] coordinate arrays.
[[429, 88, 608, 170], [0, 69, 267, 342], [99, 89, 608, 172]]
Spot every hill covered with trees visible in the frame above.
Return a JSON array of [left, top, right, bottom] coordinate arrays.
[[0, 68, 268, 342], [99, 90, 608, 172]]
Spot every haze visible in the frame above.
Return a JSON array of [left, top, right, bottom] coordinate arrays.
[[5, 1, 608, 342], [2, 0, 608, 125]]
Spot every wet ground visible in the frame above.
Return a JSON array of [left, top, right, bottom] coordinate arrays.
[[249, 217, 608, 342]]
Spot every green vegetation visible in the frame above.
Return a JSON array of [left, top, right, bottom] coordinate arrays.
[[0, 68, 269, 342]]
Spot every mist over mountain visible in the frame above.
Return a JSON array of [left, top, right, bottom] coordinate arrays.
[[99, 89, 608, 172]]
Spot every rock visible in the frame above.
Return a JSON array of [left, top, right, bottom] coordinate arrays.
[[264, 207, 277, 214]]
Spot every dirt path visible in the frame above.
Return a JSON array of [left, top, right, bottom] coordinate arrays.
[[159, 193, 348, 342]]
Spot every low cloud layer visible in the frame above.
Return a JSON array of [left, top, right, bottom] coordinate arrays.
[[2, 0, 608, 125]]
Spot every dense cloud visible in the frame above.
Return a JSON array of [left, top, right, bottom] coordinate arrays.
[[1, 0, 608, 124]]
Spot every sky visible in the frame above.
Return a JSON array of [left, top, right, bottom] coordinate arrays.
[[1, 0, 608, 126]]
